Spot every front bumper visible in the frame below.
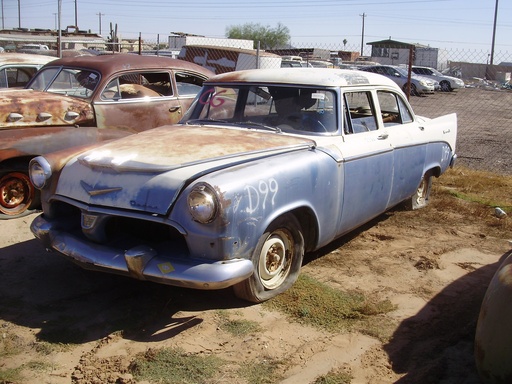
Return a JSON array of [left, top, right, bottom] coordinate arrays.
[[31, 214, 254, 290]]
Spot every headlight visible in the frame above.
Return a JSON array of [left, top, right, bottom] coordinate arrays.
[[187, 183, 219, 223], [29, 157, 52, 189], [419, 80, 427, 86]]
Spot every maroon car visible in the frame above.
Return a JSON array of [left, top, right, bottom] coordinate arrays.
[[0, 54, 213, 218]]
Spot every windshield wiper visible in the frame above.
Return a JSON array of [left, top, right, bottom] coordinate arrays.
[[185, 118, 230, 125], [236, 121, 281, 133]]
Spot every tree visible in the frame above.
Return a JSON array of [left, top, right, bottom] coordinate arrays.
[[225, 22, 290, 50], [343, 39, 348, 49]]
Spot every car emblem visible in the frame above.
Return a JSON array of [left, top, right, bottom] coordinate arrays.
[[81, 181, 122, 196]]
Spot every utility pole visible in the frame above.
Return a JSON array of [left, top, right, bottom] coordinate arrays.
[[74, 0, 78, 29], [96, 12, 104, 35], [360, 12, 366, 57], [17, 0, 20, 28], [1, 0, 4, 29], [490, 0, 498, 65]]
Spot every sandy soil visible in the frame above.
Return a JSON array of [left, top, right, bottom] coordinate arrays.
[[1, 87, 511, 384], [1, 204, 510, 384]]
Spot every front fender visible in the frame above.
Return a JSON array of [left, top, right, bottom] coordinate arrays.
[[170, 148, 343, 261]]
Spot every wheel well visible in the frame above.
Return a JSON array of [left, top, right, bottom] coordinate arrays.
[[427, 166, 441, 178], [288, 207, 318, 252], [0, 156, 34, 173]]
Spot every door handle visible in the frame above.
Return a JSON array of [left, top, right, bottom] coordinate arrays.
[[377, 133, 389, 140], [169, 106, 181, 113]]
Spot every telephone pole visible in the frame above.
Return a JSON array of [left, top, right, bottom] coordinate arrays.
[[360, 12, 366, 56], [489, 0, 499, 65], [96, 12, 104, 35]]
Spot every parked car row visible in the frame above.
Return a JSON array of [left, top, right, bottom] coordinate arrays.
[[278, 56, 465, 96], [359, 65, 438, 96]]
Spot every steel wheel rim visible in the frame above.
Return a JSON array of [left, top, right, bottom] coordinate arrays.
[[258, 231, 292, 289], [415, 178, 427, 206], [0, 173, 34, 215]]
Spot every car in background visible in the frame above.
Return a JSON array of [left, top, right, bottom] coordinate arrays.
[[359, 65, 436, 96], [281, 60, 312, 68], [0, 54, 213, 218], [308, 60, 334, 68], [30, 68, 457, 303], [0, 53, 55, 88], [410, 65, 464, 92]]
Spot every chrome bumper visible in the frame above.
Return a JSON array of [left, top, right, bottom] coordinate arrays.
[[30, 214, 254, 290]]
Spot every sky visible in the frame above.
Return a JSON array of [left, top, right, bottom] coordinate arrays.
[[1, 0, 510, 54]]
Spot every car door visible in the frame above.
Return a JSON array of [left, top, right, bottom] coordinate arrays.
[[336, 90, 394, 234], [93, 70, 206, 133], [375, 90, 427, 207]]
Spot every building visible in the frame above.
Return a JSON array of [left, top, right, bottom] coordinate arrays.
[[366, 38, 442, 69]]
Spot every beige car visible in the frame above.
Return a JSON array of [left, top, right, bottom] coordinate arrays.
[[0, 52, 55, 88]]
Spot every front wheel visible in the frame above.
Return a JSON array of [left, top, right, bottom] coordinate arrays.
[[233, 214, 305, 303], [403, 83, 418, 97], [405, 172, 433, 210], [440, 80, 452, 92], [0, 172, 36, 218]]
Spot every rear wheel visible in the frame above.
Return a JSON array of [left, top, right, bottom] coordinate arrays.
[[0, 172, 36, 218], [233, 214, 304, 303], [405, 172, 433, 210]]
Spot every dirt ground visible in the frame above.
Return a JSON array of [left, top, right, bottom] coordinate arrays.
[[0, 87, 511, 384]]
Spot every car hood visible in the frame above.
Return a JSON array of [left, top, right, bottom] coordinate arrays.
[[55, 125, 316, 215], [412, 74, 436, 84], [0, 89, 94, 128]]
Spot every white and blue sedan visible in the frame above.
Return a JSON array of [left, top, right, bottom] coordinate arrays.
[[29, 68, 457, 302]]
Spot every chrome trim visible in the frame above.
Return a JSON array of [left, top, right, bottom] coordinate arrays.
[[31, 214, 254, 290]]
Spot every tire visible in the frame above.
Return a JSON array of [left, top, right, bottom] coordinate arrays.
[[405, 172, 433, 210], [233, 214, 305, 303], [440, 80, 452, 92], [402, 83, 418, 97], [0, 172, 36, 217]]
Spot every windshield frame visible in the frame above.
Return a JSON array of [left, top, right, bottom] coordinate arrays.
[[27, 66, 101, 99], [182, 83, 340, 136]]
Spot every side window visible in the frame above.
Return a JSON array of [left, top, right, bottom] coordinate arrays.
[[377, 91, 413, 126], [344, 91, 378, 134], [175, 72, 205, 96], [1, 67, 35, 87], [101, 71, 172, 100]]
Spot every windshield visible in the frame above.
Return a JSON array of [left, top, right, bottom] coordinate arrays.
[[182, 84, 338, 135], [395, 67, 409, 77], [28, 67, 100, 98]]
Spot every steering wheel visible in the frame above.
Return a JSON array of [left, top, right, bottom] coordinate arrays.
[[302, 115, 328, 132]]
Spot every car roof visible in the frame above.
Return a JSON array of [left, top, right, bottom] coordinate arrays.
[[206, 68, 401, 89], [41, 54, 214, 76], [0, 52, 56, 66]]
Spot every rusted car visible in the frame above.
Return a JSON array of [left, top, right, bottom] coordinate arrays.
[[0, 52, 55, 88], [0, 54, 213, 218], [30, 68, 457, 302]]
